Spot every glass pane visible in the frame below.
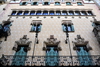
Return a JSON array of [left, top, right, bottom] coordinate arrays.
[[68, 26, 71, 31]]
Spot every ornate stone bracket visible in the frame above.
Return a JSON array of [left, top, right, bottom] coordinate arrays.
[[92, 18, 100, 25], [2, 18, 13, 26], [72, 35, 92, 51], [43, 35, 62, 51], [12, 35, 32, 51]]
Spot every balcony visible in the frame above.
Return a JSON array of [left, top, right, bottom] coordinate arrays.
[[92, 19, 100, 44], [0, 55, 100, 66]]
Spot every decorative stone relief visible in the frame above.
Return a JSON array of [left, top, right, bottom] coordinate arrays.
[[12, 35, 32, 51], [72, 35, 92, 51], [43, 35, 61, 51]]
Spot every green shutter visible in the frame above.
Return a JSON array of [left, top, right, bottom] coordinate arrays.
[[71, 25, 75, 31], [12, 47, 27, 66], [77, 47, 93, 66], [46, 47, 58, 66]]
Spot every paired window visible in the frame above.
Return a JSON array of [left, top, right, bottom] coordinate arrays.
[[62, 20, 75, 32], [30, 20, 42, 32], [30, 25, 42, 32], [20, 2, 28, 5]]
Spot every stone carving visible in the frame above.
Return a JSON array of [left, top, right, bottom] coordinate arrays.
[[93, 18, 100, 24], [43, 35, 61, 51], [0, 18, 13, 41], [92, 18, 100, 44], [72, 35, 92, 51], [12, 35, 32, 51]]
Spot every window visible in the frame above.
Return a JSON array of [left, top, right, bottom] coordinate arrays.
[[30, 25, 41, 32], [81, 11, 87, 15], [68, 11, 74, 15], [20, 2, 28, 5], [30, 11, 35, 15], [87, 11, 93, 15], [17, 11, 23, 15], [11, 11, 17, 15], [49, 11, 54, 15], [12, 46, 27, 66], [76, 46, 92, 66], [77, 2, 83, 5], [43, 2, 50, 5], [30, 20, 42, 32], [31, 2, 38, 5], [55, 2, 60, 5], [66, 2, 71, 5], [24, 11, 29, 15], [56, 11, 61, 15], [62, 11, 67, 15], [43, 11, 48, 15], [36, 11, 42, 15], [62, 20, 74, 32], [46, 46, 58, 66], [75, 11, 80, 15]]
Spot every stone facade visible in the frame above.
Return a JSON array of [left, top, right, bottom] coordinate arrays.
[[0, 0, 100, 66]]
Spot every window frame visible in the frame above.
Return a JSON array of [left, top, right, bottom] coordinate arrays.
[[62, 20, 75, 32]]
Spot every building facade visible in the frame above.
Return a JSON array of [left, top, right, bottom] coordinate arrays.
[[0, 0, 100, 66]]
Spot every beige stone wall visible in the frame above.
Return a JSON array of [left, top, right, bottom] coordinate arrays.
[[0, 2, 100, 57]]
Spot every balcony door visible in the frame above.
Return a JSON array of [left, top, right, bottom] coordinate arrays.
[[46, 47, 58, 66], [77, 46, 93, 66], [12, 46, 27, 66]]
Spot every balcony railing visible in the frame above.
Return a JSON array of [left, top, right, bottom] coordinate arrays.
[[1, 55, 100, 66]]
